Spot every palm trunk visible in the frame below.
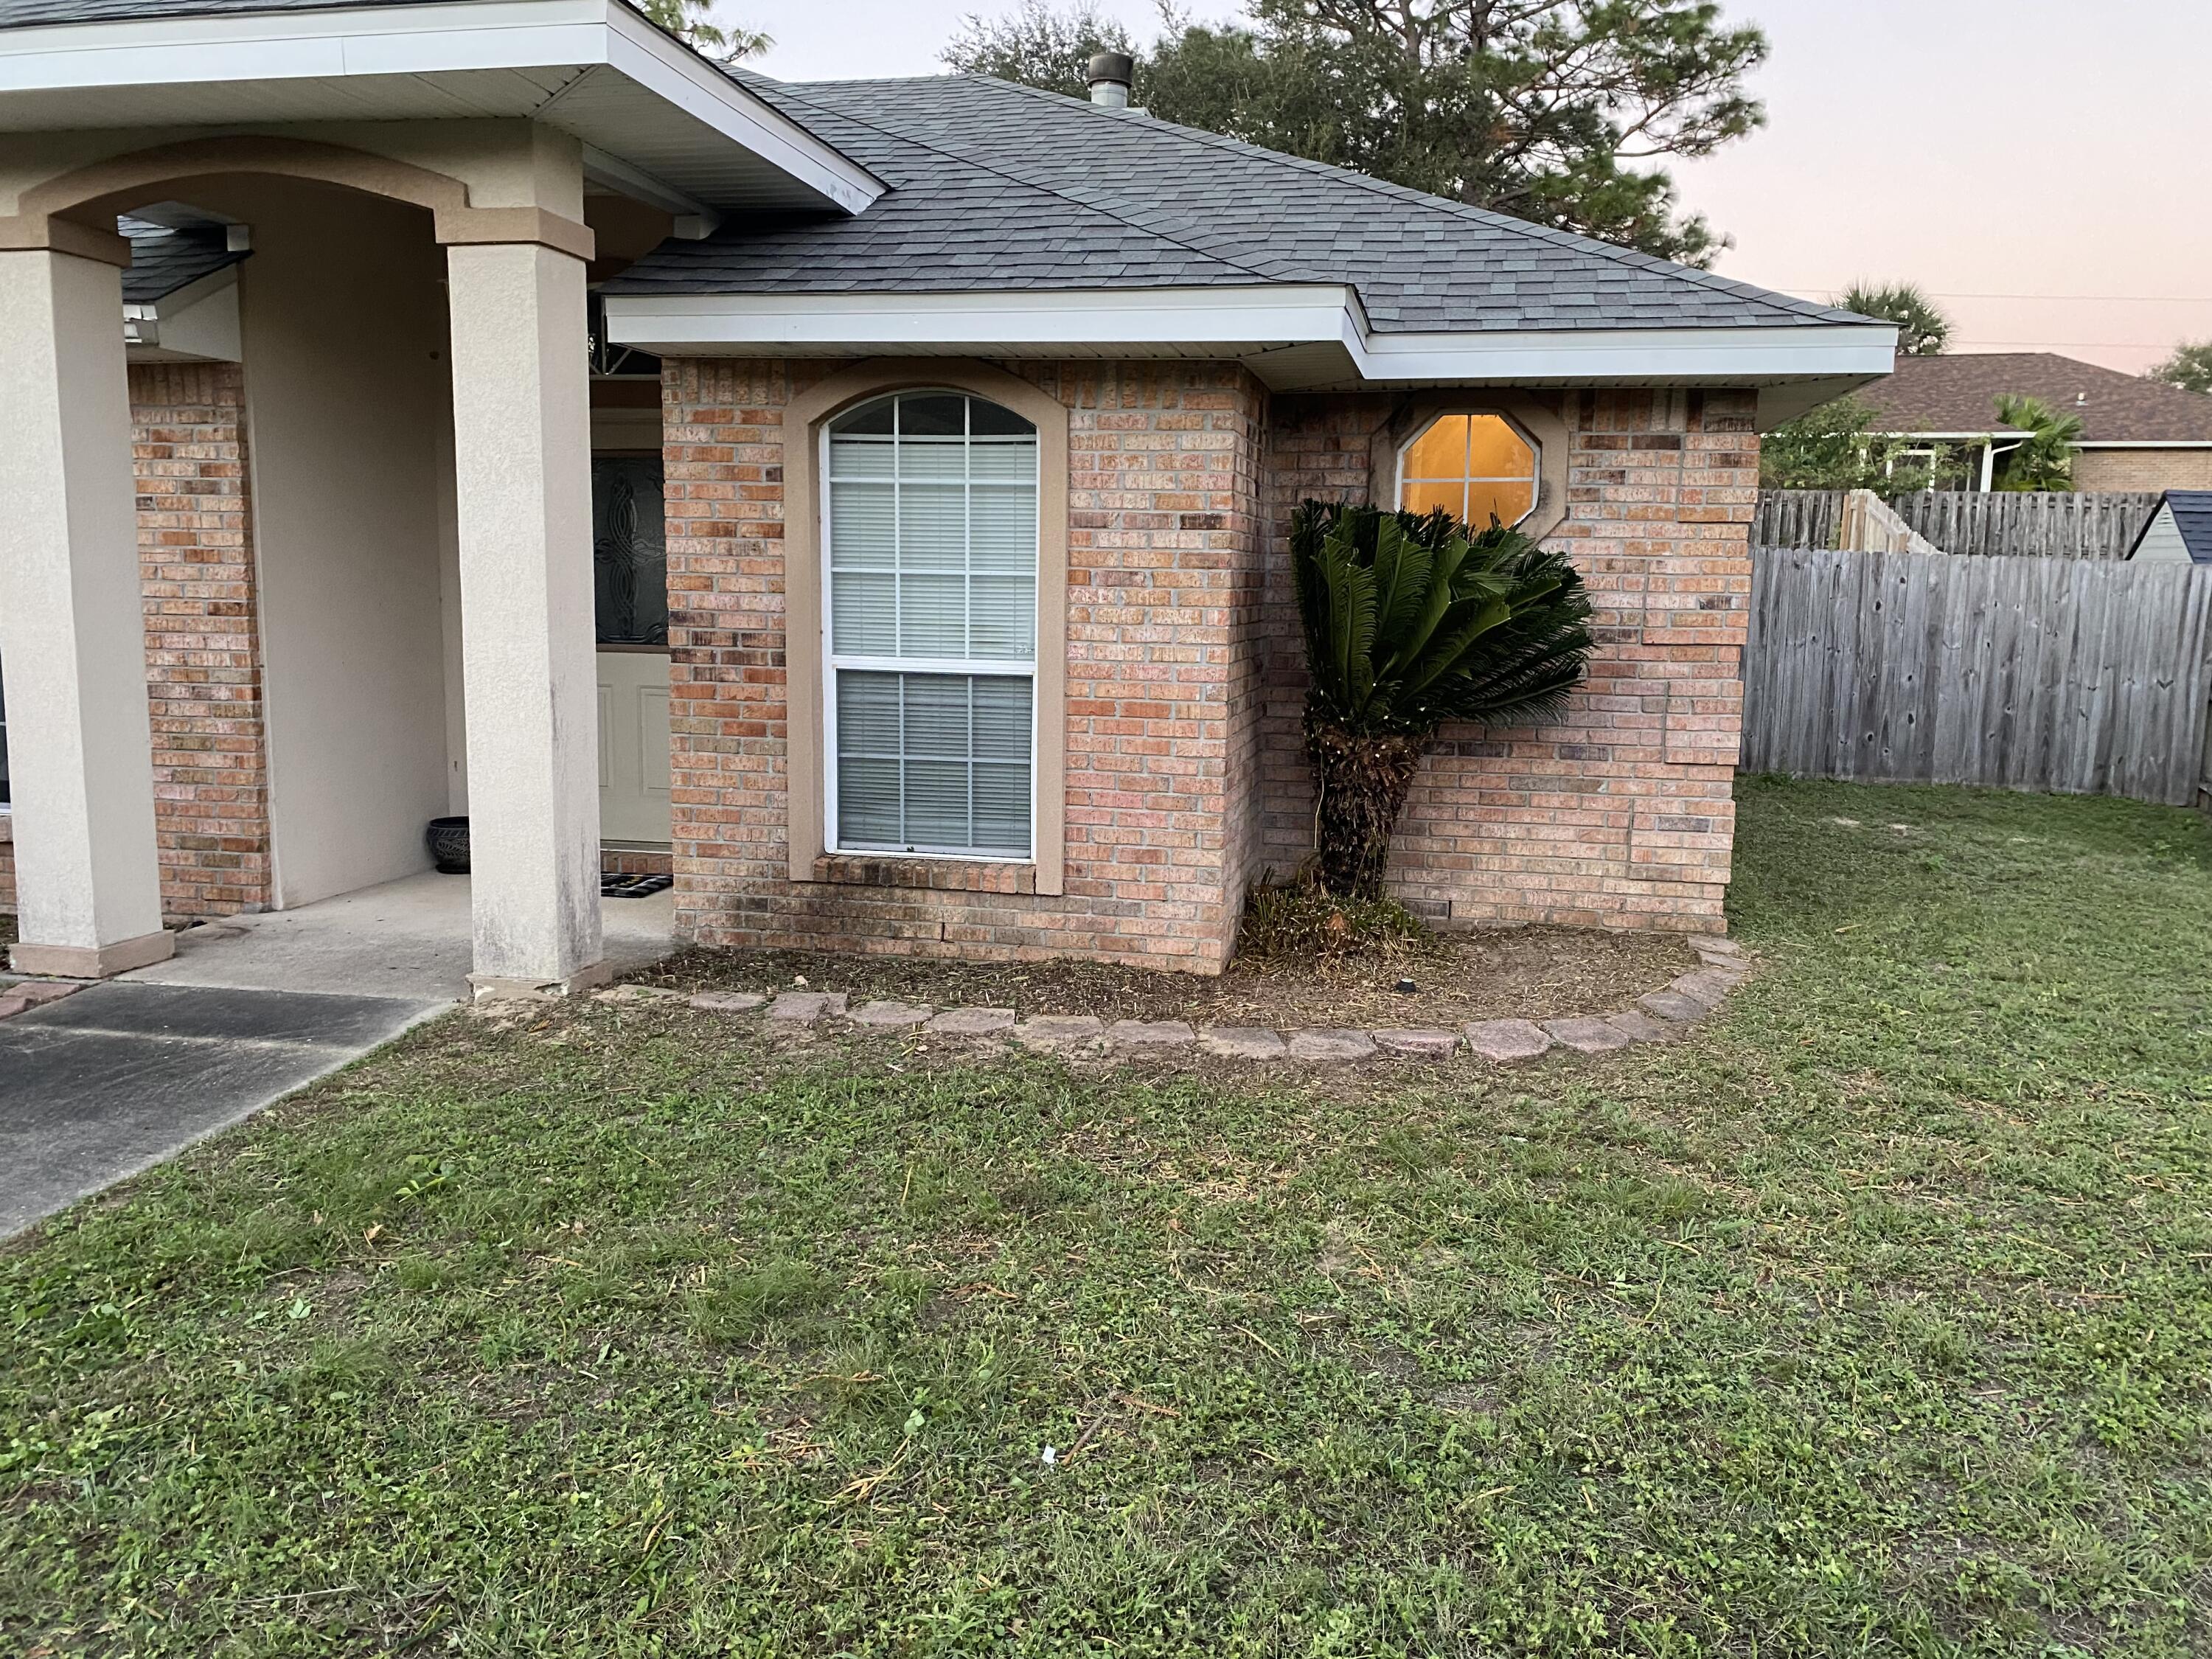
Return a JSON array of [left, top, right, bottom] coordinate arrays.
[[1305, 721, 1425, 902]]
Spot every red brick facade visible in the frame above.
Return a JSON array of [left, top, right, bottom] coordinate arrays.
[[661, 357, 1270, 971], [1, 365, 271, 921], [131, 363, 274, 918], [661, 359, 1755, 972], [4, 359, 1753, 962], [1259, 389, 1757, 933]]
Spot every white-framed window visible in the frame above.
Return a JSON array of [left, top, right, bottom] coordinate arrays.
[[821, 390, 1039, 860], [1397, 412, 1540, 528]]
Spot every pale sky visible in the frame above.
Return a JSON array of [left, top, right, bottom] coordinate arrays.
[[744, 0, 2212, 375]]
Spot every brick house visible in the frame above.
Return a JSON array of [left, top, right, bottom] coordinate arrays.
[[0, 0, 1893, 991], [1854, 352, 2212, 492]]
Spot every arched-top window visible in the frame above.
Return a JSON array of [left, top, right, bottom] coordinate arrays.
[[1397, 412, 1540, 529], [823, 390, 1039, 859]]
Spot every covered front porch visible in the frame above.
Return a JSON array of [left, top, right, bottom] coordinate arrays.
[[0, 0, 881, 995]]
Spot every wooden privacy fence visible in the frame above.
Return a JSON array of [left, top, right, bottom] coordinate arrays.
[[1754, 490, 2163, 560], [1743, 546, 2212, 807]]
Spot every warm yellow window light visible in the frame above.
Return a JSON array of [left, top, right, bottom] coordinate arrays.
[[1397, 413, 1537, 529]]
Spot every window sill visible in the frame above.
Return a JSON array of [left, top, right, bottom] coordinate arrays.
[[813, 852, 1035, 895]]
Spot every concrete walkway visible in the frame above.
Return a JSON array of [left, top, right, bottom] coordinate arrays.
[[124, 871, 675, 1002], [0, 980, 441, 1236], [4, 872, 676, 1237]]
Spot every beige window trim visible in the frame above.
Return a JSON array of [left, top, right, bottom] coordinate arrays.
[[1368, 392, 1570, 545], [782, 358, 1069, 896]]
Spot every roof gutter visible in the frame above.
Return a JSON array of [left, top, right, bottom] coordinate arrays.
[[601, 283, 1898, 401]]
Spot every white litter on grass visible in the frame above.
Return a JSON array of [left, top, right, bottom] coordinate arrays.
[[1040, 1446, 1057, 1466], [1825, 817, 1861, 828]]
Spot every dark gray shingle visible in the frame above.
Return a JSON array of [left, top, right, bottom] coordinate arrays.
[[609, 72, 1863, 336], [120, 218, 247, 304], [0, 0, 430, 24]]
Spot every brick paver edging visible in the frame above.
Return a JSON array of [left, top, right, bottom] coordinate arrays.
[[608, 936, 1753, 1066]]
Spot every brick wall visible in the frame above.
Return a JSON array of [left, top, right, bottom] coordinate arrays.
[[1, 366, 274, 922], [2073, 448, 2212, 493], [661, 356, 1270, 972], [1258, 389, 1757, 933], [131, 363, 274, 918]]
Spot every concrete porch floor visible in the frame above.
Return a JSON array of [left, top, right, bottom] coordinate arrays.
[[122, 872, 677, 1003]]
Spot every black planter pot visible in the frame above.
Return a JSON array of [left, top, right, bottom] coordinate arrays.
[[426, 815, 470, 875]]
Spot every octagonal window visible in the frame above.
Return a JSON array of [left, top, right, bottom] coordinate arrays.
[[1397, 413, 1538, 529]]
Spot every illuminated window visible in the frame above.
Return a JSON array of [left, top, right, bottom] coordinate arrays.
[[1396, 413, 1538, 529]]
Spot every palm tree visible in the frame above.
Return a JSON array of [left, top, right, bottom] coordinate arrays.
[[1992, 394, 2081, 492], [1291, 502, 1595, 901], [1840, 282, 1951, 356]]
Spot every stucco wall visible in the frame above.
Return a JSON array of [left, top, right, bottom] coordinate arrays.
[[203, 177, 459, 908]]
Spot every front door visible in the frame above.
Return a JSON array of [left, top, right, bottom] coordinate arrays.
[[592, 455, 672, 846]]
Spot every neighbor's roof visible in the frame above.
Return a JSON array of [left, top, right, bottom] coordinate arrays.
[[608, 72, 1868, 336], [119, 217, 246, 304], [1858, 352, 2212, 444]]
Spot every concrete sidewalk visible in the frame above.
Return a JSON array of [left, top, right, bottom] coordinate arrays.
[[3, 872, 675, 1237], [1, 980, 442, 1237], [125, 871, 676, 1002]]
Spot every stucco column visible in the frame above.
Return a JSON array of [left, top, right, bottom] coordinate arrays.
[[445, 240, 606, 997], [0, 248, 173, 977]]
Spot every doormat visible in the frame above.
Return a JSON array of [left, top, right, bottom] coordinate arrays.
[[601, 873, 673, 899]]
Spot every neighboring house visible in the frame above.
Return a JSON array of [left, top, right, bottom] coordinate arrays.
[[2128, 491, 2212, 563], [1854, 351, 2212, 492], [0, 0, 1893, 992]]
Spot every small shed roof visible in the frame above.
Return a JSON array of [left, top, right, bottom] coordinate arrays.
[[2129, 491, 2212, 563]]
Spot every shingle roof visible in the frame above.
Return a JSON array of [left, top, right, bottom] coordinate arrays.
[[119, 217, 247, 304], [0, 0, 427, 24], [1857, 352, 2212, 444], [608, 72, 1868, 336], [2135, 492, 2212, 562]]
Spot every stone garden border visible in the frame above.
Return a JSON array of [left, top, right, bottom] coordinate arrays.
[[602, 936, 1754, 1068]]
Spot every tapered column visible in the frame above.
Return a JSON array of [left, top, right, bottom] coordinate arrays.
[[445, 240, 605, 998], [0, 248, 173, 977]]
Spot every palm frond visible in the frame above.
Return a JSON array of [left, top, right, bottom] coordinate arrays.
[[1290, 499, 1595, 740]]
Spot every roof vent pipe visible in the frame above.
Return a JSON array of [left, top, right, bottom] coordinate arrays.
[[1086, 51, 1133, 108]]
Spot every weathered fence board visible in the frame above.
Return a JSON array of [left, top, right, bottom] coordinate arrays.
[[1754, 490, 2163, 560], [1742, 546, 2212, 806]]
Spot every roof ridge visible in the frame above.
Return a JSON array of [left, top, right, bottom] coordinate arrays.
[[937, 73, 1855, 327], [747, 73, 1284, 289]]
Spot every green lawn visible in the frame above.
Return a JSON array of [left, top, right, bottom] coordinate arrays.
[[6, 779, 2211, 1656]]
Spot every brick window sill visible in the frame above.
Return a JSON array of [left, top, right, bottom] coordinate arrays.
[[813, 852, 1036, 895]]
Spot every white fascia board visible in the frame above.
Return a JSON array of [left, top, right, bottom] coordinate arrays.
[[0, 0, 881, 216], [1355, 321, 1898, 383], [1879, 430, 2024, 440], [591, 2, 878, 215], [2073, 439, 2212, 450], [604, 283, 1896, 388], [605, 284, 1364, 351]]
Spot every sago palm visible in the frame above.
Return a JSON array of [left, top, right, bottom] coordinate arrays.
[[1291, 501, 1595, 901]]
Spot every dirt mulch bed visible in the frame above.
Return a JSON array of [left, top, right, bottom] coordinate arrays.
[[632, 925, 1701, 1034]]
